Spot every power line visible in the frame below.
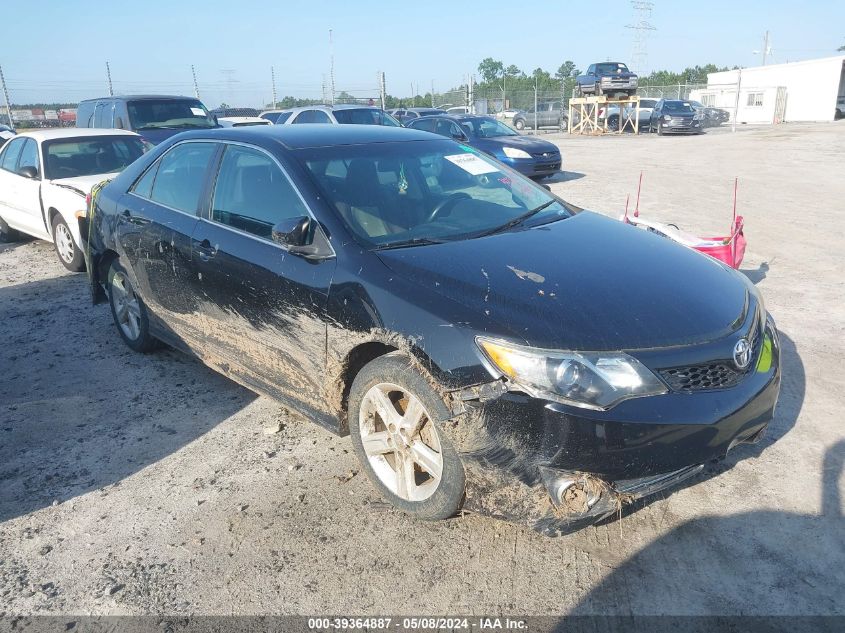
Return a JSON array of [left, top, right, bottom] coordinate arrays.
[[626, 1, 657, 75]]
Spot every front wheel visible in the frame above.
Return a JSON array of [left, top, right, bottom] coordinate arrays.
[[514, 119, 525, 130], [52, 215, 85, 271], [107, 260, 159, 353], [0, 216, 20, 243], [348, 352, 465, 521]]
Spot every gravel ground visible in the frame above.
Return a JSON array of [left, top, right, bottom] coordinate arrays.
[[1, 123, 843, 617]]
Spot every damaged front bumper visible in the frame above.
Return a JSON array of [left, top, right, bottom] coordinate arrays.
[[445, 325, 781, 536]]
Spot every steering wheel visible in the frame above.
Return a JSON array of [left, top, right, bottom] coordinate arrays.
[[426, 193, 470, 223]]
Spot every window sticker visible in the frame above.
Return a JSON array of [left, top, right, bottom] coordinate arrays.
[[444, 153, 499, 176], [190, 108, 206, 116]]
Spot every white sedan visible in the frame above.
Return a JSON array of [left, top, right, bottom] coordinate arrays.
[[217, 116, 272, 127], [0, 129, 147, 270]]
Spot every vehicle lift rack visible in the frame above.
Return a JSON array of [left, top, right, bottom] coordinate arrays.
[[567, 95, 643, 135]]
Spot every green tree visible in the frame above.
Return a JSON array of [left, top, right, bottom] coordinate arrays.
[[555, 61, 579, 80], [478, 57, 505, 83], [504, 64, 522, 78]]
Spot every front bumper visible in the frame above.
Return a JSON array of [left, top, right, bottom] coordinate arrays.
[[501, 155, 562, 177], [448, 321, 781, 535], [660, 119, 703, 133]]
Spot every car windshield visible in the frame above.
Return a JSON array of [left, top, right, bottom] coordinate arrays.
[[459, 117, 518, 138], [43, 136, 147, 179], [664, 101, 695, 113], [298, 139, 572, 248], [127, 99, 216, 130], [332, 108, 402, 126], [596, 63, 629, 73]]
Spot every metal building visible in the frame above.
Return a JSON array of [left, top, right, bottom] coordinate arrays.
[[691, 55, 845, 124]]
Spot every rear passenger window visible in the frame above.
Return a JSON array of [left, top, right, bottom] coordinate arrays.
[[132, 162, 159, 198], [149, 142, 216, 213], [211, 145, 308, 239], [412, 118, 436, 133]]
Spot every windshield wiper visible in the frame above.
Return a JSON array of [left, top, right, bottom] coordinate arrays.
[[135, 125, 177, 130], [474, 200, 556, 238], [374, 237, 446, 251]]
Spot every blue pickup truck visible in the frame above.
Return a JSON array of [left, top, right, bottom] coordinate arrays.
[[576, 62, 638, 98]]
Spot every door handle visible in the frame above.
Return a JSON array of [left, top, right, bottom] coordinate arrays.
[[195, 238, 217, 260]]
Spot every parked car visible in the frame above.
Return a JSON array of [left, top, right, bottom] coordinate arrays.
[[0, 125, 15, 146], [77, 95, 218, 145], [576, 62, 639, 97], [837, 96, 845, 120], [648, 99, 704, 135], [259, 110, 294, 124], [0, 129, 146, 269], [688, 100, 731, 127], [217, 116, 272, 128], [512, 102, 567, 131], [281, 105, 401, 126], [82, 125, 780, 535], [445, 106, 469, 115], [389, 107, 445, 123], [210, 107, 259, 118], [406, 114, 561, 179], [602, 98, 658, 132]]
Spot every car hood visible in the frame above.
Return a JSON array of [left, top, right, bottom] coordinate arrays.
[[475, 135, 559, 154], [375, 212, 748, 351], [48, 173, 120, 196]]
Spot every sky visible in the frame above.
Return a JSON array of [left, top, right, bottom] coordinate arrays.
[[2, 0, 843, 107]]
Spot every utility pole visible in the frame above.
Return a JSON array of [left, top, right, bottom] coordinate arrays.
[[270, 66, 277, 108], [431, 79, 435, 108], [322, 75, 327, 104], [533, 75, 538, 135], [378, 71, 386, 111], [106, 61, 114, 97], [0, 65, 13, 130], [732, 67, 742, 133], [329, 28, 336, 106], [191, 65, 200, 100], [762, 30, 770, 66]]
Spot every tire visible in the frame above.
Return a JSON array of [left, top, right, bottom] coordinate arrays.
[[607, 115, 620, 132], [51, 214, 85, 272], [0, 217, 20, 243], [348, 352, 465, 521], [514, 119, 525, 130], [657, 122, 663, 136], [107, 259, 159, 353]]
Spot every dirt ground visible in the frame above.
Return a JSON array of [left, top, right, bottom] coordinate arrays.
[[1, 123, 843, 618]]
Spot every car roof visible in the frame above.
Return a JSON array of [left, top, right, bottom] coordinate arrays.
[[218, 116, 269, 124], [16, 128, 141, 141], [287, 104, 382, 113], [79, 94, 197, 102], [171, 124, 439, 150]]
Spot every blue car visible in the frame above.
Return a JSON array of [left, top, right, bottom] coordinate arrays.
[[405, 114, 562, 179]]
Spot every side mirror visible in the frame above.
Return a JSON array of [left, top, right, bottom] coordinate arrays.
[[451, 131, 467, 141], [17, 165, 38, 179], [272, 215, 319, 256], [541, 184, 552, 191]]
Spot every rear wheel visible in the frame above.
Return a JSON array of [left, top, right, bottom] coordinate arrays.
[[348, 352, 465, 521], [51, 215, 85, 271], [107, 260, 159, 353]]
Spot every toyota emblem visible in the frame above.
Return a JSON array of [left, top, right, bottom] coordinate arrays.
[[733, 338, 751, 370]]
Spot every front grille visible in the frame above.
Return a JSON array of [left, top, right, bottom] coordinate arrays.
[[659, 324, 763, 392], [660, 363, 743, 392], [531, 151, 560, 159]]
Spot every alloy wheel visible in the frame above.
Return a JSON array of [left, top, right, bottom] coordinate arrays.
[[54, 222, 75, 264], [111, 272, 142, 341], [358, 382, 444, 502]]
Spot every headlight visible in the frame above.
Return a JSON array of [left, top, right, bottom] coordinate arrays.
[[663, 115, 672, 121], [502, 147, 532, 159], [476, 337, 667, 410]]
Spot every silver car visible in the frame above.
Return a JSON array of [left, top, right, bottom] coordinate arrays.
[[280, 104, 401, 126]]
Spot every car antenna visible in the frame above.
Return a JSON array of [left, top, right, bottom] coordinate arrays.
[[634, 171, 643, 218]]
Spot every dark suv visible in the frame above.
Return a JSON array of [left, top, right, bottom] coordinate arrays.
[[576, 62, 639, 97], [77, 95, 217, 145]]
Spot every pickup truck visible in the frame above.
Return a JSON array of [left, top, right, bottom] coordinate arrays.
[[576, 62, 638, 98]]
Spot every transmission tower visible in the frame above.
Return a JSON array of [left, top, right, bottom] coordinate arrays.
[[626, 1, 657, 75]]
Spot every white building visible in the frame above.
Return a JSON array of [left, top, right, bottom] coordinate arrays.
[[690, 55, 845, 124]]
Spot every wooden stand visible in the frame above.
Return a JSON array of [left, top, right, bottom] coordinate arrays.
[[568, 95, 643, 135]]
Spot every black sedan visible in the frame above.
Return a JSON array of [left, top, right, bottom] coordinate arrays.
[[83, 125, 780, 535], [648, 99, 705, 135], [406, 114, 561, 179]]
